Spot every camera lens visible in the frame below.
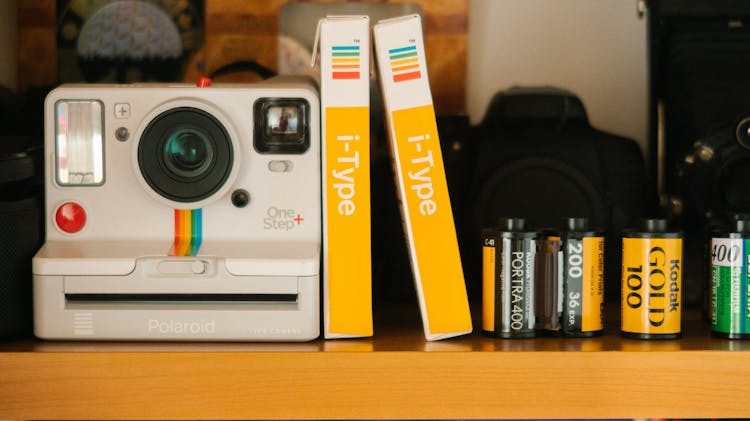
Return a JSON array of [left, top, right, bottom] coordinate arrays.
[[139, 107, 233, 203], [163, 129, 213, 178], [735, 116, 750, 150]]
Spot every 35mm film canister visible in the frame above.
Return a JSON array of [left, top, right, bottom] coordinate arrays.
[[482, 218, 536, 338], [621, 218, 683, 339], [710, 218, 750, 339], [535, 230, 562, 334], [561, 218, 605, 337]]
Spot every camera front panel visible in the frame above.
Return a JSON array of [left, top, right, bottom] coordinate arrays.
[[44, 83, 321, 250]]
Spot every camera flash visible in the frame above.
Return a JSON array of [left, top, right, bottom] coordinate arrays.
[[55, 100, 104, 186]]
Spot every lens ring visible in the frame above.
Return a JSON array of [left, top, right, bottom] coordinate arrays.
[[735, 116, 750, 150], [138, 107, 233, 203]]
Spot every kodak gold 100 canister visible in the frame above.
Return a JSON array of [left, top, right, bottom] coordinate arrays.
[[621, 218, 683, 339]]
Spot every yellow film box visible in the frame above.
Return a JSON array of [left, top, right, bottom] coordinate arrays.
[[373, 14, 472, 340], [316, 16, 373, 338]]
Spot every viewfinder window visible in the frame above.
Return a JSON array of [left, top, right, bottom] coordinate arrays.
[[254, 98, 310, 154]]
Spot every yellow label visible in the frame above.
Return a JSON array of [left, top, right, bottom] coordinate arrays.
[[621, 237, 682, 335], [325, 106, 372, 336], [391, 104, 472, 335], [582, 237, 604, 332], [482, 238, 496, 332]]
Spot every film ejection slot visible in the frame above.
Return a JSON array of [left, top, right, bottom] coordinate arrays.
[[157, 259, 208, 275]]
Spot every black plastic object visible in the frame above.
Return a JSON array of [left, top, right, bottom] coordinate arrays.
[[0, 135, 43, 337]]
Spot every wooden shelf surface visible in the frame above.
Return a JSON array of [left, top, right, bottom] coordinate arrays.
[[2, 305, 750, 420]]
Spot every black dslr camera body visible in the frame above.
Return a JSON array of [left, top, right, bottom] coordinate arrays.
[[443, 87, 647, 300]]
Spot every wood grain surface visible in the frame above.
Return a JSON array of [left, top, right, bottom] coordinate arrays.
[[2, 307, 750, 419]]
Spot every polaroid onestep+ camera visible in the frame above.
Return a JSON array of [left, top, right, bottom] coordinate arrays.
[[33, 76, 321, 341]]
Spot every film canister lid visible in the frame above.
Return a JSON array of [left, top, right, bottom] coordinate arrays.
[[732, 213, 750, 233], [734, 218, 750, 233], [641, 218, 669, 233], [498, 217, 526, 232], [713, 213, 750, 235], [564, 217, 588, 232], [623, 218, 682, 238]]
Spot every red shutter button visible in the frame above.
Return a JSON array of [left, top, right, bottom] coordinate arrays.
[[55, 202, 87, 234], [197, 77, 212, 87]]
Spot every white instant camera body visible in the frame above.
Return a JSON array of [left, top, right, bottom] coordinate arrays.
[[33, 77, 321, 341]]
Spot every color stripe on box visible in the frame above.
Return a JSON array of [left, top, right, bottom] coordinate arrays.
[[332, 45, 360, 80], [388, 45, 421, 83]]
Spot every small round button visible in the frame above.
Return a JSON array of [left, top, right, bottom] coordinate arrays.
[[55, 202, 87, 234], [191, 260, 207, 274], [115, 127, 130, 142], [231, 189, 250, 208]]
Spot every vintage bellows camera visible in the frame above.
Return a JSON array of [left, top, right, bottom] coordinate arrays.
[[34, 77, 321, 340], [648, 0, 750, 304], [448, 87, 646, 299], [677, 115, 750, 224]]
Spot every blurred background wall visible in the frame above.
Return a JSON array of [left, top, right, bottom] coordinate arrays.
[[467, 0, 648, 153]]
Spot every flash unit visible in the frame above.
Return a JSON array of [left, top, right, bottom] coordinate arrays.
[[55, 100, 105, 185]]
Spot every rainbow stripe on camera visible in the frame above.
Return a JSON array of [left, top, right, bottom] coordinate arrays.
[[171, 209, 202, 256], [332, 45, 361, 80], [388, 45, 421, 83]]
